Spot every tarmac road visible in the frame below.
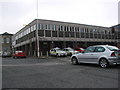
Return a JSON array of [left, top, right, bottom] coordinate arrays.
[[2, 57, 120, 88]]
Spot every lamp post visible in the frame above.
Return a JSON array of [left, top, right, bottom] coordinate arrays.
[[36, 19, 40, 57]]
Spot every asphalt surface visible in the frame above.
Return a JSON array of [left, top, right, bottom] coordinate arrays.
[[1, 56, 120, 88]]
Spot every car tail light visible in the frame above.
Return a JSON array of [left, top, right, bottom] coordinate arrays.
[[111, 52, 116, 57]]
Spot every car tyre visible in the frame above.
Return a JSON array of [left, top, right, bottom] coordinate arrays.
[[56, 53, 60, 57], [99, 58, 109, 68], [71, 57, 78, 65]]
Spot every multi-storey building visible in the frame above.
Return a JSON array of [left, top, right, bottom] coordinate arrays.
[[12, 19, 118, 57], [0, 32, 13, 57], [111, 24, 120, 48]]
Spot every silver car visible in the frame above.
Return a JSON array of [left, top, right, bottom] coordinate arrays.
[[71, 45, 120, 68], [63, 47, 79, 56]]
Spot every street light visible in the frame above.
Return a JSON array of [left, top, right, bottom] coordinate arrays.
[[36, 19, 40, 57]]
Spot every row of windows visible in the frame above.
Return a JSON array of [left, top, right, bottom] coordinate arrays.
[[38, 30, 115, 39], [15, 23, 113, 41], [1, 38, 11, 44], [15, 25, 36, 40], [38, 24, 111, 34], [16, 30, 115, 44]]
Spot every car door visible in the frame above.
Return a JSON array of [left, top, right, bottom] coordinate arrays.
[[78, 46, 96, 63], [92, 46, 106, 63]]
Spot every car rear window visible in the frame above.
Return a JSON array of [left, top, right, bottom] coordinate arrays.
[[106, 46, 118, 51]]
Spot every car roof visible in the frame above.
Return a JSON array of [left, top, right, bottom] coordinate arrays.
[[52, 47, 60, 49], [90, 45, 118, 49], [64, 47, 73, 49]]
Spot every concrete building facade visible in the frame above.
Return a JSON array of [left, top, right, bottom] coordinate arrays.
[[12, 19, 118, 57], [111, 24, 120, 48], [0, 32, 13, 57]]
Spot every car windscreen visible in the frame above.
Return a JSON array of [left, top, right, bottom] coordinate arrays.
[[56, 49, 63, 52], [68, 49, 74, 51], [106, 46, 118, 51]]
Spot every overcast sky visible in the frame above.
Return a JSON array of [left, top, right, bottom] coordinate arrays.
[[0, 0, 119, 34]]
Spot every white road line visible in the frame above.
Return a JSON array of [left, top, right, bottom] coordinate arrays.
[[1, 62, 65, 67]]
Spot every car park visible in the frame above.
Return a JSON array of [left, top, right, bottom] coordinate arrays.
[[63, 47, 79, 56], [12, 51, 26, 58], [71, 45, 120, 68], [49, 47, 67, 57]]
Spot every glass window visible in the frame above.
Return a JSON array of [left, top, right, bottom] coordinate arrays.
[[95, 47, 105, 52], [54, 25, 56, 30], [81, 28, 84, 32], [6, 38, 10, 43], [52, 24, 54, 30], [61, 26, 63, 31], [69, 27, 71, 31], [2, 38, 4, 43], [72, 27, 74, 31], [31, 26, 34, 31], [67, 26, 69, 31], [24, 30, 26, 35], [39, 24, 42, 30], [45, 24, 48, 30], [48, 24, 51, 30], [106, 46, 118, 51], [84, 46, 96, 53], [58, 25, 61, 31], [33, 25, 36, 30], [41, 24, 44, 30]]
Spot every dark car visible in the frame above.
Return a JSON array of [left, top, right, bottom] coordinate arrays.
[[13, 51, 26, 58]]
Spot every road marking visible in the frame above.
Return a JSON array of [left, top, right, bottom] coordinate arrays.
[[1, 62, 66, 67]]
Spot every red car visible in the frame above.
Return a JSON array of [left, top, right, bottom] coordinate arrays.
[[13, 51, 26, 58], [74, 48, 85, 52]]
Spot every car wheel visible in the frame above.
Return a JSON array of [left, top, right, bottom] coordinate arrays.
[[70, 53, 72, 56], [71, 57, 78, 65], [99, 58, 109, 68], [56, 53, 59, 57]]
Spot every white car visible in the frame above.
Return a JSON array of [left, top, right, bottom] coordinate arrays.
[[49, 47, 67, 57], [71, 45, 120, 68], [63, 47, 79, 56]]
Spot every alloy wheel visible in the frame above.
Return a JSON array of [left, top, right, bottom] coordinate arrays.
[[99, 59, 109, 68], [72, 57, 78, 65]]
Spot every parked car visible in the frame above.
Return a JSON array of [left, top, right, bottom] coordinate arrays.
[[13, 51, 26, 58], [49, 47, 67, 57], [1, 51, 11, 57], [71, 45, 120, 68], [74, 48, 85, 52], [63, 47, 79, 56]]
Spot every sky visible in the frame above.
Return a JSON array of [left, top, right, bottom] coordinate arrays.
[[0, 0, 119, 34]]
